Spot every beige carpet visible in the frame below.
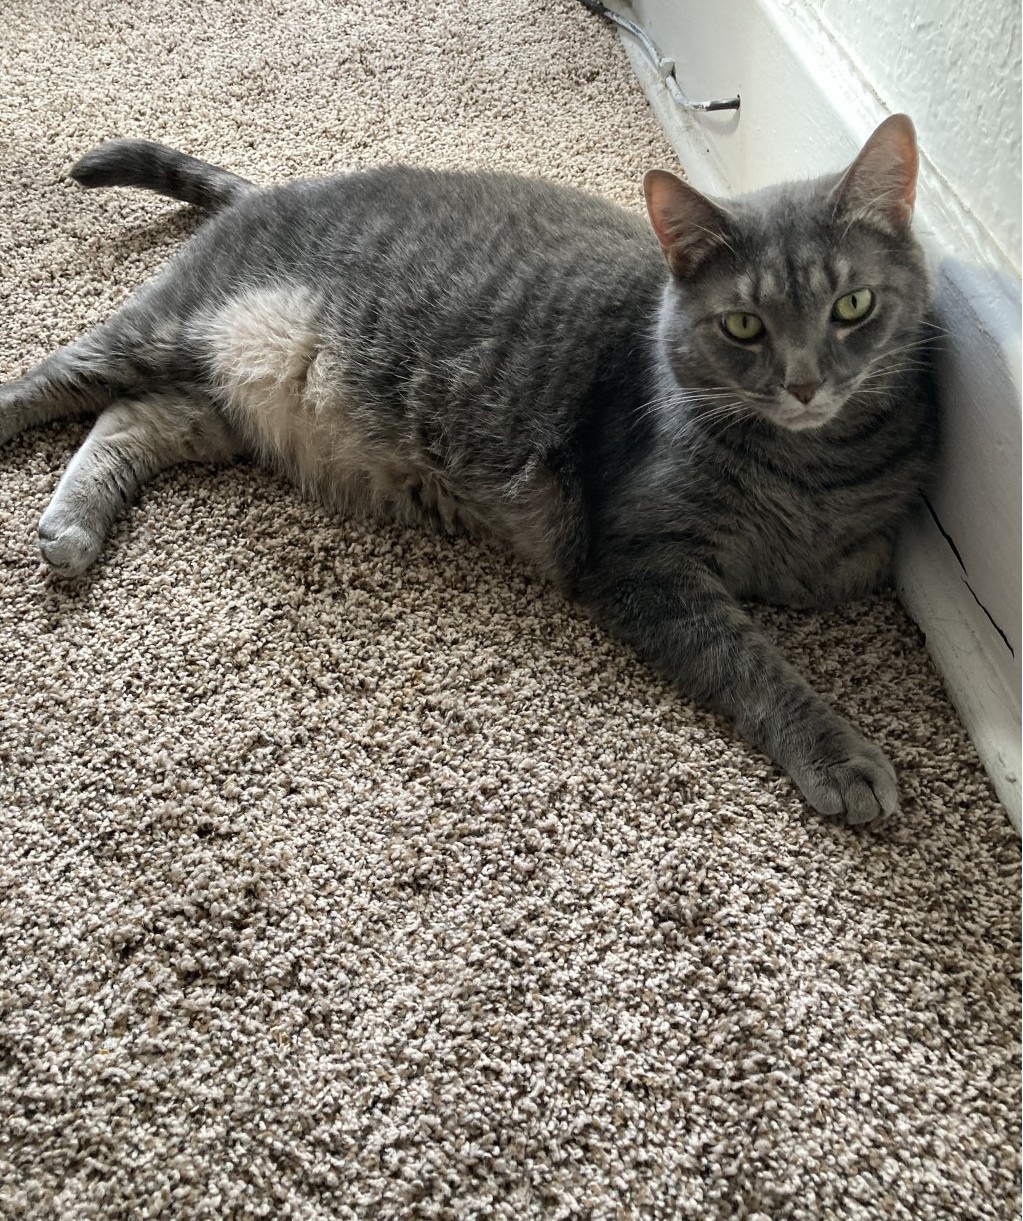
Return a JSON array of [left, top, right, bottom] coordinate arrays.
[[0, 1, 1019, 1217]]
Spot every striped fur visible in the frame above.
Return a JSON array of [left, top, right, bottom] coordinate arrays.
[[1, 121, 937, 824], [69, 139, 256, 211]]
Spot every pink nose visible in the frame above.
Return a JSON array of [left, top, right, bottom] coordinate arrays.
[[786, 381, 821, 405]]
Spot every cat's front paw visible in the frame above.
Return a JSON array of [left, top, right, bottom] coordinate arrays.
[[37, 516, 102, 576], [792, 732, 898, 826]]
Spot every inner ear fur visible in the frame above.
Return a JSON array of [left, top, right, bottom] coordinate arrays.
[[832, 113, 919, 233], [643, 169, 730, 278]]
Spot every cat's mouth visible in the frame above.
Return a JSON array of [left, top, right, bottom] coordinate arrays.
[[770, 400, 840, 432], [755, 388, 846, 432]]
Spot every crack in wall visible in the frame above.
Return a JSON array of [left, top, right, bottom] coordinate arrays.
[[922, 492, 969, 574], [963, 579, 1016, 656], [921, 493, 1015, 656]]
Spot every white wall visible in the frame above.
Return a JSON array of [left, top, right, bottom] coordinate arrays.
[[613, 0, 1022, 827], [806, 0, 1021, 273]]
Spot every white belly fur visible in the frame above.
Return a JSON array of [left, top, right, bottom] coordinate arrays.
[[201, 284, 566, 576], [202, 283, 421, 515]]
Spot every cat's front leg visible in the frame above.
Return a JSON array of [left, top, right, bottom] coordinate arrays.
[[36, 392, 239, 575], [579, 563, 898, 825]]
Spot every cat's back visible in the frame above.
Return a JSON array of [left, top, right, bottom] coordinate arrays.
[[178, 164, 664, 372], [189, 164, 658, 287], [170, 164, 665, 576]]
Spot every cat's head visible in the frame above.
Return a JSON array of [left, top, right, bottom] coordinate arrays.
[[644, 115, 930, 432]]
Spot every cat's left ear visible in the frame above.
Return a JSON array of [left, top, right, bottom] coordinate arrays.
[[832, 113, 919, 233]]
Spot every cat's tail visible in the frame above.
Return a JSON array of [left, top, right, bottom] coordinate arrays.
[[68, 139, 257, 212]]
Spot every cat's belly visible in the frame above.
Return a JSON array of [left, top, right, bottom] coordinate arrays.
[[198, 283, 570, 576], [200, 284, 437, 512]]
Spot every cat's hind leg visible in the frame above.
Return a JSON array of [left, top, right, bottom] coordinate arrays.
[[0, 283, 197, 446], [0, 317, 164, 447], [36, 392, 239, 575]]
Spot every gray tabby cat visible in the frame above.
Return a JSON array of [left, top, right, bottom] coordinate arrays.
[[1, 115, 936, 825]]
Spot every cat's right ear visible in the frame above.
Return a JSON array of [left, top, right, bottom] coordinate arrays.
[[643, 170, 730, 278]]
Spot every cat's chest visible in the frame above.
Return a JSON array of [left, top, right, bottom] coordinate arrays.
[[709, 476, 888, 607]]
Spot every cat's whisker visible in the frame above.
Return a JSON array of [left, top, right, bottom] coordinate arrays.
[[857, 339, 938, 386], [860, 361, 930, 382], [917, 318, 952, 338], [683, 393, 747, 408], [667, 398, 752, 448], [879, 336, 940, 359], [632, 385, 746, 429], [632, 392, 685, 427], [864, 336, 938, 365], [858, 358, 931, 386]]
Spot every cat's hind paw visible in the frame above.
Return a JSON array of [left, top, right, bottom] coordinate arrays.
[[795, 736, 899, 827]]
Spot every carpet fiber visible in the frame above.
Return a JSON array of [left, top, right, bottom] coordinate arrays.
[[1, 1, 1019, 1217]]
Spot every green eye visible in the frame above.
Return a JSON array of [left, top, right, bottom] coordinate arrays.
[[832, 288, 875, 324], [721, 312, 764, 342]]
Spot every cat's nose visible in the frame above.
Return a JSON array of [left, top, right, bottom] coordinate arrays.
[[786, 380, 822, 405]]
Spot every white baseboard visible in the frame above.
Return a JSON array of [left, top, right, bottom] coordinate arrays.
[[896, 512, 1021, 827], [612, 0, 1022, 829]]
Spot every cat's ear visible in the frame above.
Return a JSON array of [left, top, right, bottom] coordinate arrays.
[[643, 170, 730, 278], [832, 114, 919, 233]]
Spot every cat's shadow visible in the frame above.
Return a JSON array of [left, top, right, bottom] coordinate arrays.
[[86, 202, 206, 261]]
